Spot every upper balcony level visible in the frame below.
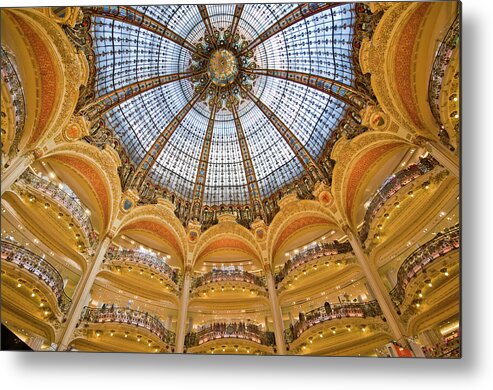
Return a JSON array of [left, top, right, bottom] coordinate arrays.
[[1, 239, 72, 315], [15, 170, 98, 249], [284, 300, 383, 344], [389, 224, 459, 307], [275, 241, 353, 285], [192, 269, 266, 290], [104, 245, 179, 286], [359, 156, 439, 245], [77, 306, 176, 348], [428, 15, 460, 149], [185, 322, 275, 351], [1, 46, 26, 158]]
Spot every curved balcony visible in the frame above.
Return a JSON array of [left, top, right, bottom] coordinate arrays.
[[192, 269, 265, 290], [389, 224, 459, 306], [185, 322, 275, 348], [17, 171, 97, 248], [428, 15, 460, 133], [275, 241, 353, 284], [1, 240, 72, 313], [105, 246, 178, 285], [359, 156, 439, 244], [79, 306, 175, 346], [284, 301, 383, 343], [1, 46, 26, 157]]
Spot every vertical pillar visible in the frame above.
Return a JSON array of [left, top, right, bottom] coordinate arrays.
[[364, 282, 375, 300], [344, 227, 407, 344], [265, 265, 286, 355], [175, 265, 192, 353], [288, 312, 295, 326], [415, 137, 459, 177], [165, 315, 173, 330], [264, 316, 270, 331], [1, 152, 35, 195], [56, 235, 112, 350], [386, 269, 398, 288]]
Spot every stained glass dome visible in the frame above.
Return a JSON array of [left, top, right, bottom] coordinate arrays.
[[87, 3, 359, 210]]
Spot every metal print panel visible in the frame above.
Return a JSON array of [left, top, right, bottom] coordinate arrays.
[[0, 1, 461, 358]]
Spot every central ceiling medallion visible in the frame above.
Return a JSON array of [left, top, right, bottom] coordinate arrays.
[[188, 25, 258, 112], [208, 49, 239, 87]]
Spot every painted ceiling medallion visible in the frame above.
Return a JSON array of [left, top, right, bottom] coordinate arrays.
[[208, 49, 239, 87], [188, 25, 257, 111]]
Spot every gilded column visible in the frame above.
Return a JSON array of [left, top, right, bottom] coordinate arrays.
[[56, 235, 112, 350], [1, 151, 36, 195], [343, 226, 408, 344], [415, 136, 459, 177], [265, 264, 286, 355], [175, 265, 192, 353]]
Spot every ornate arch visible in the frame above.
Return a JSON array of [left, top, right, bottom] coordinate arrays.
[[331, 131, 410, 228], [116, 203, 188, 265], [1, 9, 87, 157], [267, 199, 339, 262], [42, 141, 122, 235], [359, 2, 458, 141], [192, 221, 262, 269]]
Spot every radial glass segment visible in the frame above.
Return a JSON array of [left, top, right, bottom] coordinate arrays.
[[88, 3, 357, 206]]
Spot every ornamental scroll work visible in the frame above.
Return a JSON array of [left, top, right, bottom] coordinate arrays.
[[187, 24, 258, 111]]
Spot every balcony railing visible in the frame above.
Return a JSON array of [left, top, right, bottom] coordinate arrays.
[[185, 322, 275, 348], [18, 171, 97, 248], [389, 224, 459, 306], [275, 241, 353, 284], [1, 46, 26, 157], [1, 240, 72, 313], [284, 300, 382, 343], [192, 269, 266, 289], [105, 246, 178, 284], [79, 306, 175, 345], [359, 156, 439, 244], [428, 15, 460, 133]]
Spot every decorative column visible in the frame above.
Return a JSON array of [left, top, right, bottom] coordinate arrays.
[[264, 264, 286, 355], [56, 235, 112, 350], [343, 226, 408, 344], [175, 264, 192, 353], [165, 315, 173, 330], [415, 136, 459, 177], [1, 151, 36, 195]]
